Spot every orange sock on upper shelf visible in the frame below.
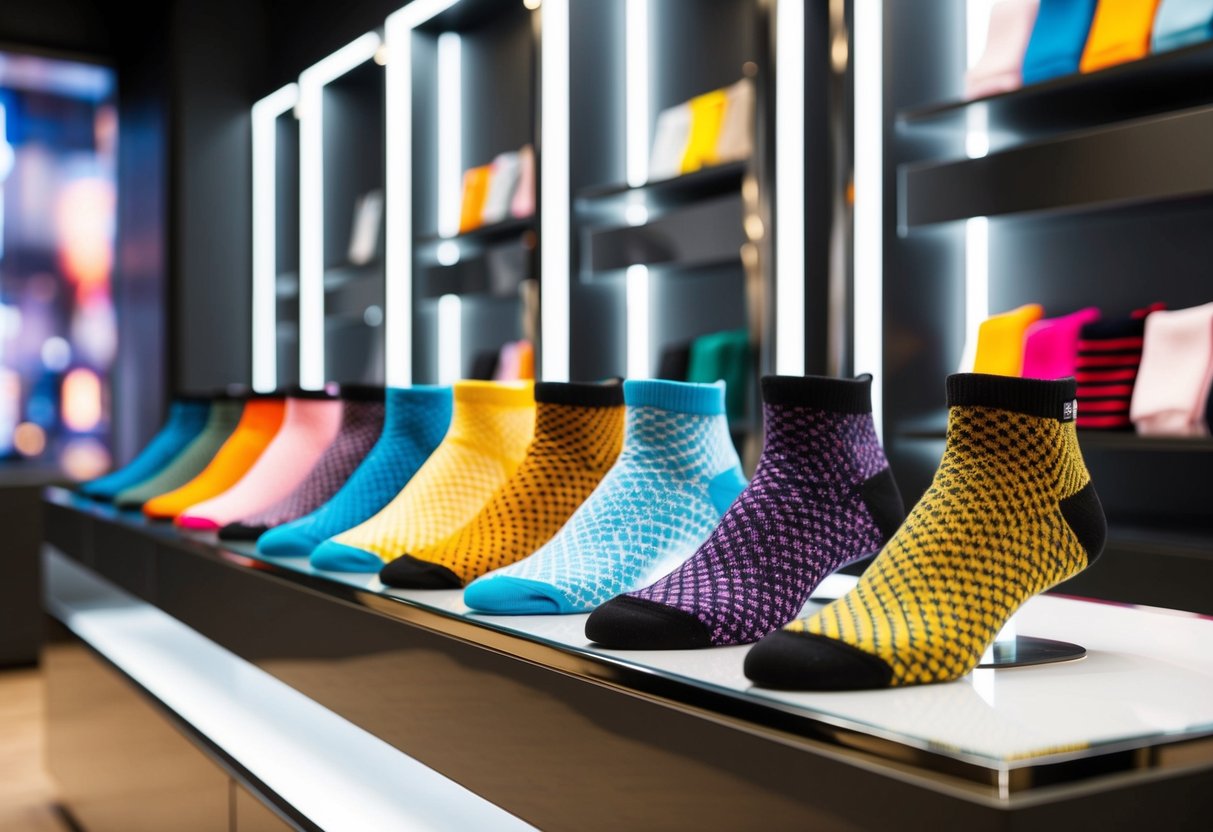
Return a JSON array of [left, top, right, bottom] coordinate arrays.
[[973, 304, 1045, 377], [1080, 0, 1163, 72], [143, 396, 286, 521]]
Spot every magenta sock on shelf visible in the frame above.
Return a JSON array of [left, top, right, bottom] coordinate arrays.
[[1022, 307, 1101, 379]]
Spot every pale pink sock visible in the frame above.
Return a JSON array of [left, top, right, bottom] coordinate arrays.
[[177, 396, 344, 529], [494, 341, 523, 381], [965, 0, 1041, 100], [1130, 302, 1213, 437], [1022, 307, 1101, 379]]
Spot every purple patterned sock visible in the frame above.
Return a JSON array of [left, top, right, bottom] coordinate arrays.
[[218, 388, 386, 541], [585, 375, 905, 649]]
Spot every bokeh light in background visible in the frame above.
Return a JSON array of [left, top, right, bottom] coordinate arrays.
[[0, 52, 116, 474]]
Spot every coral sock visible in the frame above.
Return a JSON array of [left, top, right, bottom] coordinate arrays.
[[973, 303, 1044, 377], [177, 394, 343, 530], [114, 399, 244, 509], [143, 396, 285, 521], [463, 380, 747, 615], [310, 381, 535, 572], [586, 375, 904, 649], [379, 381, 625, 588], [219, 388, 386, 540], [744, 374, 1106, 690], [256, 387, 452, 558], [79, 397, 211, 501], [1021, 306, 1101, 379], [1131, 302, 1213, 436]]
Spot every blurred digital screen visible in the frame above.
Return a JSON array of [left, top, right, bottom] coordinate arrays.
[[0, 51, 117, 479]]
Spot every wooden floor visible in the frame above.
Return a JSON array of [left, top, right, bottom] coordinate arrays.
[[0, 669, 70, 832]]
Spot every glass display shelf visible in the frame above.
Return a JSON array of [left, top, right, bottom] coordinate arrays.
[[46, 486, 1213, 799]]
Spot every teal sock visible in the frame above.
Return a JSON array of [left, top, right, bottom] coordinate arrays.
[[113, 399, 244, 509], [256, 386, 452, 558], [463, 380, 746, 614], [80, 398, 211, 501]]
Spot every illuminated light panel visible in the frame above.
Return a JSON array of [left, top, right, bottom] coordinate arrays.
[[436, 294, 463, 384], [625, 0, 649, 189], [437, 33, 463, 239], [298, 33, 382, 390], [539, 0, 570, 380], [625, 265, 650, 379], [775, 0, 806, 376], [852, 0, 883, 434], [961, 0, 993, 373], [251, 82, 299, 393]]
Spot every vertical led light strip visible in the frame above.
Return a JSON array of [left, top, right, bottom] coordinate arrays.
[[436, 33, 463, 239], [626, 265, 650, 378], [625, 0, 649, 188], [384, 11, 412, 386], [622, 0, 651, 378], [436, 294, 462, 384], [385, 0, 463, 387], [961, 0, 993, 373], [852, 0, 883, 433], [775, 0, 806, 376], [298, 32, 383, 390], [251, 83, 299, 393], [540, 0, 571, 380]]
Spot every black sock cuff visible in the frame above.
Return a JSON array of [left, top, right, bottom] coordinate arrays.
[[535, 380, 625, 408], [761, 374, 873, 413], [334, 384, 386, 402], [947, 374, 1078, 421]]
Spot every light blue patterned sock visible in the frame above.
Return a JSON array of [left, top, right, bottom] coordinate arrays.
[[463, 380, 746, 615], [256, 386, 452, 558], [79, 398, 211, 501]]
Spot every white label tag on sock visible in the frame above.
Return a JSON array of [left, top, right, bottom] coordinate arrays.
[[1062, 399, 1077, 422]]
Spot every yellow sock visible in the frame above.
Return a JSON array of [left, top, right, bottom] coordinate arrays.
[[378, 381, 625, 588], [745, 374, 1105, 689], [680, 88, 729, 173], [973, 303, 1043, 377], [309, 381, 535, 572]]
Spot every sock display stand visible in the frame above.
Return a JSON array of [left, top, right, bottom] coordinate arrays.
[[42, 487, 1213, 828]]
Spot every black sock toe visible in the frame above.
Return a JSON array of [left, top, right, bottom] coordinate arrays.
[[379, 554, 463, 589], [218, 523, 269, 542], [744, 630, 894, 690], [586, 595, 714, 649]]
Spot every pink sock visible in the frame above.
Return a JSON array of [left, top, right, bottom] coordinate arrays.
[[965, 0, 1041, 100], [1022, 307, 1101, 379], [1130, 302, 1213, 437], [177, 395, 344, 529]]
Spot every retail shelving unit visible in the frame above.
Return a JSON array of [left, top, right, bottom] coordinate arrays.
[[882, 0, 1213, 614], [404, 0, 540, 384], [42, 488, 1213, 829], [567, 0, 768, 435]]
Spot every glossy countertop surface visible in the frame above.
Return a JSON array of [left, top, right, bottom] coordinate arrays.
[[48, 487, 1213, 773]]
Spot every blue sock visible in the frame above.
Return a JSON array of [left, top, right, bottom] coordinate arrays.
[[79, 398, 211, 501], [256, 386, 452, 559], [463, 380, 746, 615]]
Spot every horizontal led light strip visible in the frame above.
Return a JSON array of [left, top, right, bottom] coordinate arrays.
[[251, 83, 299, 393], [540, 0, 571, 381], [853, 0, 883, 434], [775, 0, 807, 376], [298, 32, 382, 390], [385, 0, 462, 386]]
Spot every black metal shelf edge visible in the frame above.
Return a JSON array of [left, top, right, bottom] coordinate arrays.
[[416, 217, 536, 249], [899, 41, 1213, 131], [901, 104, 1213, 227], [576, 161, 748, 202]]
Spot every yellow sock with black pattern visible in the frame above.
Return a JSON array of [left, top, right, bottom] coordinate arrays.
[[379, 381, 625, 588], [745, 374, 1106, 690]]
